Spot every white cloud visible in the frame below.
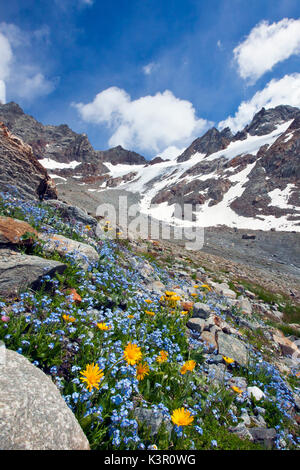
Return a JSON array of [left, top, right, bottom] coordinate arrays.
[[219, 73, 300, 132], [0, 23, 55, 103], [74, 87, 210, 155], [143, 62, 156, 75], [234, 18, 300, 83]]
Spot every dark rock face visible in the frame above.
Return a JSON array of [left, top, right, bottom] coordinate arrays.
[[243, 105, 300, 137], [177, 127, 232, 162], [0, 122, 56, 200], [97, 145, 146, 165]]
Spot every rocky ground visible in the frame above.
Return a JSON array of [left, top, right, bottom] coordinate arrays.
[[0, 190, 299, 450]]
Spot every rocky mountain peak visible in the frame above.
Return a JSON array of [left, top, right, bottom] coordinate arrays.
[[243, 105, 300, 137], [177, 127, 232, 163]]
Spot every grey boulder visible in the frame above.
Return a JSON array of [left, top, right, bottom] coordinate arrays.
[[0, 347, 90, 450], [217, 331, 248, 367], [38, 233, 99, 269], [0, 249, 67, 296]]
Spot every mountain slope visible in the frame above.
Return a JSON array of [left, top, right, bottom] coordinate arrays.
[[97, 105, 300, 231]]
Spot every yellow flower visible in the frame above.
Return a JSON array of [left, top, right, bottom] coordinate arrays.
[[80, 363, 104, 392], [124, 342, 142, 365], [128, 314, 134, 319], [62, 314, 75, 323], [171, 408, 194, 426], [201, 284, 211, 291], [85, 225, 91, 231], [180, 360, 196, 375], [136, 362, 150, 380], [145, 299, 152, 304], [145, 310, 155, 316], [181, 310, 188, 316], [191, 293, 197, 297], [223, 356, 234, 365], [97, 322, 111, 331], [156, 350, 168, 363], [231, 385, 243, 394], [165, 291, 176, 296], [193, 285, 199, 288]]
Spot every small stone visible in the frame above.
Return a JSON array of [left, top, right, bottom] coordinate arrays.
[[217, 331, 248, 367], [186, 318, 206, 333], [135, 407, 172, 437], [247, 386, 265, 401], [248, 427, 276, 449], [192, 302, 211, 319], [229, 423, 253, 441], [200, 331, 218, 351]]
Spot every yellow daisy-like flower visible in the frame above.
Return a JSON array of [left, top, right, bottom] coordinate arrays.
[[191, 293, 198, 297], [124, 342, 142, 365], [165, 291, 176, 296], [180, 360, 196, 375], [128, 314, 134, 319], [193, 285, 199, 289], [171, 408, 194, 426], [80, 363, 104, 392], [136, 362, 150, 381], [231, 385, 243, 395], [201, 284, 211, 291], [145, 310, 155, 316], [97, 322, 111, 331], [181, 310, 188, 316], [156, 350, 168, 363], [62, 314, 76, 323], [223, 356, 234, 365], [145, 299, 152, 304], [85, 225, 91, 231]]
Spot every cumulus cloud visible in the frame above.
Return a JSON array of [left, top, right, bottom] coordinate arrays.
[[218, 73, 300, 132], [234, 18, 300, 83], [0, 23, 55, 103], [74, 87, 210, 155]]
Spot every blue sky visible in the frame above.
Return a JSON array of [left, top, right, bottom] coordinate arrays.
[[0, 0, 300, 158]]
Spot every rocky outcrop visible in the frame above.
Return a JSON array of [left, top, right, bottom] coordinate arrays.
[[0, 346, 90, 450], [38, 233, 99, 269], [0, 217, 38, 245], [0, 122, 57, 200], [177, 127, 232, 162], [0, 249, 67, 296]]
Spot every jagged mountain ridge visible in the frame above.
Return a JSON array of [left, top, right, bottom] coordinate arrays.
[[96, 105, 300, 231], [0, 102, 146, 178]]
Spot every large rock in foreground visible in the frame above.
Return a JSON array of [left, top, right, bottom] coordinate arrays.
[[38, 233, 99, 269], [0, 346, 90, 450], [0, 249, 67, 296]]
